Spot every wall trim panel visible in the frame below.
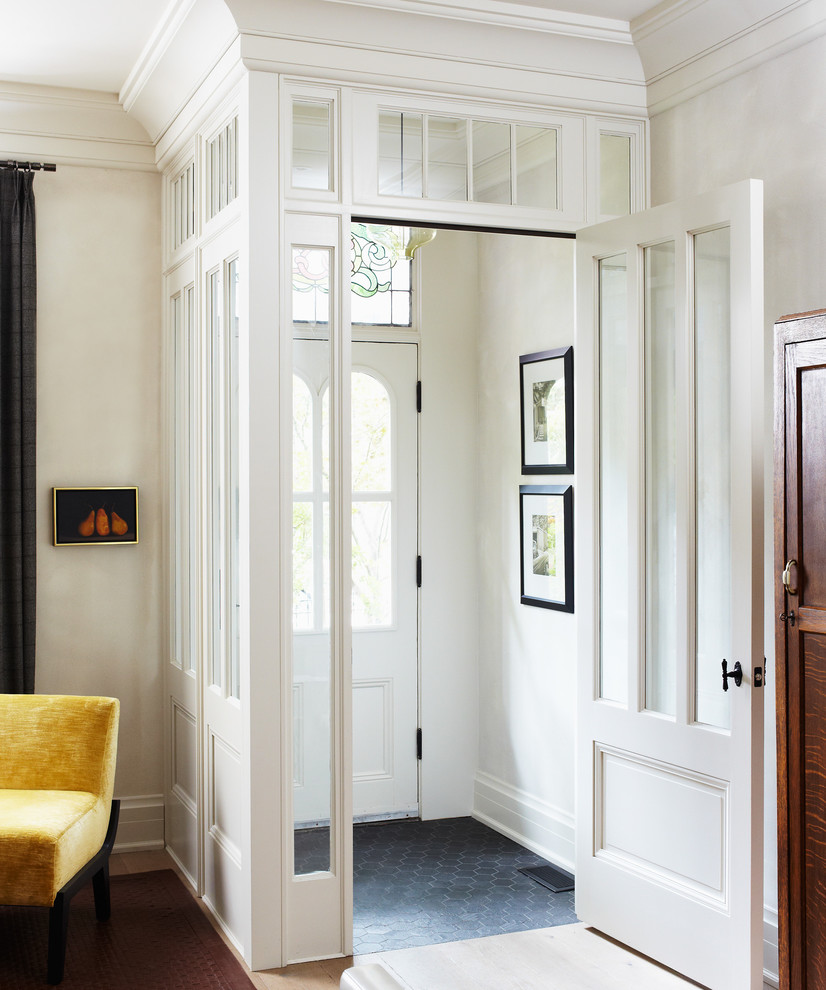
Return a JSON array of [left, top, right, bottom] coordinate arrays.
[[473, 771, 575, 873], [113, 794, 165, 852]]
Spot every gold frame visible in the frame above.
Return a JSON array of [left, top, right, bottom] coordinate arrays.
[[53, 487, 139, 547]]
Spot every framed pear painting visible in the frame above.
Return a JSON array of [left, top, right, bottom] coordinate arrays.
[[53, 487, 139, 546]]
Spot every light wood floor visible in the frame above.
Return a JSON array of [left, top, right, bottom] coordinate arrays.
[[111, 850, 775, 990]]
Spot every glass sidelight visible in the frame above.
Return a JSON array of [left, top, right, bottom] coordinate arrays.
[[291, 246, 334, 875]]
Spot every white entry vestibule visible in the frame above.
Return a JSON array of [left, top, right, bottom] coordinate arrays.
[[144, 0, 771, 984]]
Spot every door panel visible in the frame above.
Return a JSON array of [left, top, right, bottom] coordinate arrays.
[[775, 318, 826, 990], [576, 180, 764, 989]]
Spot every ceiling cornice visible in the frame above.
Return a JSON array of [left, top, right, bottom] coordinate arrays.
[[120, 0, 201, 111], [0, 82, 155, 170], [632, 0, 826, 114], [319, 0, 635, 43]]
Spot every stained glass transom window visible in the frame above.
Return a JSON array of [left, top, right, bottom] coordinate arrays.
[[291, 226, 414, 326]]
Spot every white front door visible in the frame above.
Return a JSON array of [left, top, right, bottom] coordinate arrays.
[[575, 180, 765, 989], [351, 341, 419, 820], [292, 338, 419, 824]]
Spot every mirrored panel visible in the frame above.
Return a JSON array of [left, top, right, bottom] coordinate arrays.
[[644, 241, 677, 716], [472, 120, 510, 204], [599, 254, 629, 705], [292, 101, 332, 191], [208, 268, 223, 690], [378, 111, 423, 197], [515, 126, 557, 210], [292, 248, 331, 325], [292, 246, 333, 875], [427, 116, 467, 201], [228, 259, 240, 701], [694, 226, 732, 729], [600, 133, 631, 217]]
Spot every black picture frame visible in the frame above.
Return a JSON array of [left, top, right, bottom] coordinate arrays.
[[53, 487, 139, 546], [519, 346, 573, 474], [519, 484, 573, 612]]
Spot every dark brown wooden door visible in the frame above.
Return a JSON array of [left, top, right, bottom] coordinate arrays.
[[776, 309, 826, 990]]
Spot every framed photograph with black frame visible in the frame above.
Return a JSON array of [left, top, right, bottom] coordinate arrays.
[[519, 484, 573, 612], [519, 346, 573, 474]]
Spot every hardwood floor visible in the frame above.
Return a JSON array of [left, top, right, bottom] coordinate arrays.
[[110, 849, 370, 990], [111, 850, 776, 990]]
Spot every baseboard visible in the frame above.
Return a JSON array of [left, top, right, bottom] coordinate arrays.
[[473, 771, 575, 874], [764, 906, 779, 987], [113, 794, 165, 852]]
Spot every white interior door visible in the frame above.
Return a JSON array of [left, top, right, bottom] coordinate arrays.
[[575, 180, 764, 989], [351, 341, 418, 820]]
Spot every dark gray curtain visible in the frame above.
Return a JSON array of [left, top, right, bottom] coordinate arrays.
[[0, 170, 36, 693]]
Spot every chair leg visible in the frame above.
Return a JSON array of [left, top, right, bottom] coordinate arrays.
[[92, 859, 111, 921], [44, 801, 120, 983], [47, 892, 69, 985]]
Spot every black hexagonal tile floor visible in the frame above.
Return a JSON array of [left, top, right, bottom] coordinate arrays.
[[351, 817, 576, 953]]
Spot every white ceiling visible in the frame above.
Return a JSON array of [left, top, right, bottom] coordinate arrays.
[[2, 0, 172, 93], [0, 0, 659, 96]]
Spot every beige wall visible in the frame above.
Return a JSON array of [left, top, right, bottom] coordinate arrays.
[[648, 34, 826, 972], [34, 165, 164, 804]]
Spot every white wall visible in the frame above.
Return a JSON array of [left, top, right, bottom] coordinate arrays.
[[33, 165, 164, 848], [418, 229, 481, 820], [648, 34, 826, 981], [419, 229, 576, 864], [473, 233, 577, 871]]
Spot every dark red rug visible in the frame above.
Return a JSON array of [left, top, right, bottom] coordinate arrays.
[[0, 869, 255, 988]]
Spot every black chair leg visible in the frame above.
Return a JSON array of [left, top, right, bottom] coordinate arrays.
[[92, 860, 111, 921], [47, 892, 69, 985], [44, 801, 120, 984]]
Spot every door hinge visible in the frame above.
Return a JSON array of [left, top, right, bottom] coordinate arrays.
[[416, 380, 422, 413], [416, 555, 422, 588], [416, 728, 423, 761]]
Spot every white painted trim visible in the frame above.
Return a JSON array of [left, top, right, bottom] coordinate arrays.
[[320, 0, 634, 44], [121, 0, 202, 111], [473, 771, 575, 874], [240, 33, 648, 118], [113, 794, 165, 852], [0, 82, 156, 170], [763, 905, 779, 987]]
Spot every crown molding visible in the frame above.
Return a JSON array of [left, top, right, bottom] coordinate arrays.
[[633, 0, 826, 115], [120, 0, 200, 112], [318, 0, 635, 44], [0, 82, 155, 170], [240, 31, 648, 116]]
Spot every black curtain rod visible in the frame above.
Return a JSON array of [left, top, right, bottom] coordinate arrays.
[[0, 160, 57, 172]]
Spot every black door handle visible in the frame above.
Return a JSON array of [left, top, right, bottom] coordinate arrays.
[[721, 659, 743, 691]]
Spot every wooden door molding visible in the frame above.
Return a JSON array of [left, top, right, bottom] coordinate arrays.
[[774, 307, 826, 990]]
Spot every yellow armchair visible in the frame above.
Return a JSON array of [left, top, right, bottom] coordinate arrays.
[[0, 694, 120, 984]]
